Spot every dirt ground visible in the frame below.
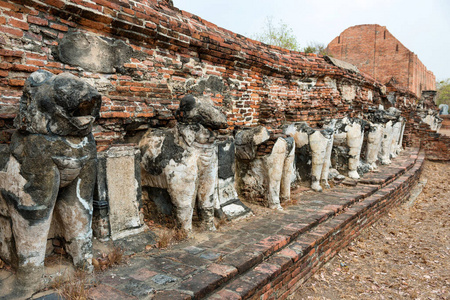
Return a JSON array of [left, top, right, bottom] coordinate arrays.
[[439, 128, 450, 137], [293, 160, 450, 300]]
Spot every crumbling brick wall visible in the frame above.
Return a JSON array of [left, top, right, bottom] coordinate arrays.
[[0, 0, 442, 161], [327, 24, 436, 98], [0, 0, 400, 149], [404, 121, 450, 161]]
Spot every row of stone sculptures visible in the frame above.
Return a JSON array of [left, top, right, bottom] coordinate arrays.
[[0, 71, 406, 296], [234, 106, 405, 210]]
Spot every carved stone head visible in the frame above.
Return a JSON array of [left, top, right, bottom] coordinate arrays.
[[14, 70, 101, 136], [175, 95, 227, 130]]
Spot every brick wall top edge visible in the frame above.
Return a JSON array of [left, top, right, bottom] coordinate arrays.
[[14, 0, 382, 88], [328, 24, 435, 81]]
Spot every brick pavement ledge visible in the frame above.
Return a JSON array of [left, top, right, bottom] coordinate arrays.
[[82, 147, 424, 300]]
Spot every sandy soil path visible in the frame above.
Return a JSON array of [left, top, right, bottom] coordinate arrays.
[[293, 161, 450, 300]]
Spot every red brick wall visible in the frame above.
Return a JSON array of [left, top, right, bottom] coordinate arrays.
[[0, 0, 395, 149], [327, 25, 436, 98], [404, 118, 450, 161], [0, 1, 442, 161]]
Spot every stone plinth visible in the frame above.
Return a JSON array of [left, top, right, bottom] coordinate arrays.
[[95, 145, 144, 241]]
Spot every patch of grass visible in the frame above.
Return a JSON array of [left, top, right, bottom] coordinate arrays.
[[155, 228, 188, 249], [53, 270, 91, 300], [92, 247, 124, 272], [156, 230, 172, 249], [215, 217, 228, 230], [172, 228, 188, 242]]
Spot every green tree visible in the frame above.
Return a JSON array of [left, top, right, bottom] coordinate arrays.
[[252, 16, 300, 51], [303, 41, 330, 56], [436, 79, 450, 106]]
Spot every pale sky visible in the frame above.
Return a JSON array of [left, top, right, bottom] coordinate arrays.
[[172, 0, 450, 81]]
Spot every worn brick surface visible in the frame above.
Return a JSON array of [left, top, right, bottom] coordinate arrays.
[[85, 148, 424, 300], [0, 0, 417, 150]]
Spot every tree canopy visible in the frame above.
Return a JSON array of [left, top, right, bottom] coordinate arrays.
[[436, 79, 450, 106], [252, 16, 300, 51], [252, 17, 329, 55], [303, 41, 330, 56]]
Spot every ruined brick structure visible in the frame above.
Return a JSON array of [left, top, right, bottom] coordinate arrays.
[[0, 1, 449, 298], [0, 1, 447, 164], [0, 0, 397, 150], [327, 24, 436, 98]]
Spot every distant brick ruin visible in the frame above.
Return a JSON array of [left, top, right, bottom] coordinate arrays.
[[0, 1, 449, 298], [327, 24, 435, 98]]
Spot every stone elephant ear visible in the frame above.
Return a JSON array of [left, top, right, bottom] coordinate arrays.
[[175, 94, 228, 130], [14, 70, 54, 132], [234, 126, 270, 160], [14, 70, 101, 136], [27, 69, 54, 87]]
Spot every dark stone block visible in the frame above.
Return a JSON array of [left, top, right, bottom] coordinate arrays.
[[178, 270, 223, 299], [145, 187, 173, 216], [151, 274, 177, 285], [113, 232, 156, 255], [217, 138, 235, 180], [0, 144, 10, 171], [295, 144, 311, 180], [57, 32, 134, 73]]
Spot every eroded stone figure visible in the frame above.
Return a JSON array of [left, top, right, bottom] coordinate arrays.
[[379, 107, 401, 165], [439, 104, 449, 115], [139, 95, 227, 232], [365, 107, 386, 170], [283, 122, 334, 192], [390, 116, 404, 158], [235, 126, 295, 210], [0, 70, 101, 295], [328, 117, 365, 179]]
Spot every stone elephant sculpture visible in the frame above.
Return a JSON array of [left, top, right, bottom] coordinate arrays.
[[326, 117, 366, 179], [0, 70, 101, 296], [379, 107, 401, 165], [283, 122, 334, 192], [365, 121, 384, 170], [439, 104, 449, 115], [139, 95, 227, 232], [364, 107, 387, 170], [390, 116, 405, 158], [234, 126, 295, 210]]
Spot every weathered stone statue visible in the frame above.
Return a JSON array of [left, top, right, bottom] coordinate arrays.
[[415, 91, 442, 132], [365, 112, 385, 170], [139, 95, 227, 232], [390, 116, 404, 158], [419, 109, 442, 132], [0, 70, 101, 295], [235, 126, 295, 210], [327, 117, 365, 179], [283, 122, 334, 192], [439, 104, 449, 115], [379, 107, 400, 164]]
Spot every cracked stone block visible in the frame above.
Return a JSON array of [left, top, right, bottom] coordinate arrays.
[[151, 274, 177, 285], [216, 137, 251, 220], [96, 145, 145, 241]]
